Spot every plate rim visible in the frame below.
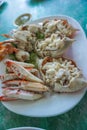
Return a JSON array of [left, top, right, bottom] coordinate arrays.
[[7, 126, 45, 130]]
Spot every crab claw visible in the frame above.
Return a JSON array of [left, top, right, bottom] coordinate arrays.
[[5, 59, 43, 83]]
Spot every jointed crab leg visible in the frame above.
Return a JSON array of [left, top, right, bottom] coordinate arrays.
[[5, 59, 35, 68], [0, 96, 17, 101], [3, 80, 49, 92], [5, 59, 43, 83], [0, 74, 18, 82], [2, 88, 43, 100]]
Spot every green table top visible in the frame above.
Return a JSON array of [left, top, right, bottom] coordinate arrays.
[[0, 0, 87, 129]]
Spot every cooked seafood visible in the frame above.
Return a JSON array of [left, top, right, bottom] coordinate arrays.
[[0, 42, 18, 61], [0, 17, 85, 102], [15, 49, 30, 62], [35, 33, 74, 57], [0, 40, 31, 62], [0, 59, 49, 101], [0, 18, 77, 61], [6, 59, 34, 68], [5, 59, 43, 83], [39, 57, 87, 92], [43, 19, 77, 38], [2, 88, 43, 101], [3, 80, 49, 92], [12, 24, 42, 52], [35, 19, 77, 58]]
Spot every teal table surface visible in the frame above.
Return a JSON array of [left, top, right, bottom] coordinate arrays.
[[0, 0, 87, 130]]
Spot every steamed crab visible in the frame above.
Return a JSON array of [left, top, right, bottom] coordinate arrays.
[[0, 59, 49, 101], [39, 57, 87, 92], [35, 19, 77, 58], [0, 18, 77, 61]]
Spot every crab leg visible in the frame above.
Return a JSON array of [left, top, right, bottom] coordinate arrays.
[[5, 59, 43, 83], [1, 34, 12, 38], [5, 59, 35, 68], [0, 96, 17, 101], [3, 80, 49, 92], [6, 66, 33, 73], [2, 87, 43, 100], [0, 74, 18, 82]]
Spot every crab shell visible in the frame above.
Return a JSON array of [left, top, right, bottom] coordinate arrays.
[[35, 36, 74, 58], [39, 57, 87, 93]]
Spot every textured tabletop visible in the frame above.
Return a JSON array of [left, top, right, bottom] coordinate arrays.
[[0, 0, 87, 130]]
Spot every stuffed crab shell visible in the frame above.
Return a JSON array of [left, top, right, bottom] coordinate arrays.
[[40, 57, 87, 92], [35, 33, 74, 58], [43, 19, 77, 38]]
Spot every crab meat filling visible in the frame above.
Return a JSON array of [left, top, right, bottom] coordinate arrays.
[[43, 19, 76, 37], [35, 33, 74, 57], [42, 58, 81, 87]]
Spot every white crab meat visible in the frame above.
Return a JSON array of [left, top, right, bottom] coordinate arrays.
[[13, 30, 34, 52], [43, 19, 77, 37], [43, 20, 58, 33], [15, 50, 30, 62], [40, 57, 87, 92], [28, 24, 41, 33], [35, 33, 74, 58], [13, 30, 32, 43]]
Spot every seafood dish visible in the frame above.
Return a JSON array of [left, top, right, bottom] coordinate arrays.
[[0, 16, 87, 102]]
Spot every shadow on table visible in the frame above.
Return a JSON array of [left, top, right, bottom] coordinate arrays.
[[0, 2, 8, 13], [26, 0, 46, 6]]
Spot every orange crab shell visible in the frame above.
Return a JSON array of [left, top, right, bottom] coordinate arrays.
[[0, 43, 18, 61]]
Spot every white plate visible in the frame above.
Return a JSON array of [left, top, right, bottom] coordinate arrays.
[[0, 15, 87, 117], [7, 127, 45, 130]]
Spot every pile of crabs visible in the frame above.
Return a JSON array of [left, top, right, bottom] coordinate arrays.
[[0, 19, 87, 101]]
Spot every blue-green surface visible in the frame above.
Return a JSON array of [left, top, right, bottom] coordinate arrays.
[[0, 0, 87, 129]]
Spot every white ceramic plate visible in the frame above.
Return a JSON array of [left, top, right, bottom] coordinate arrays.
[[0, 15, 87, 117], [7, 127, 45, 130]]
